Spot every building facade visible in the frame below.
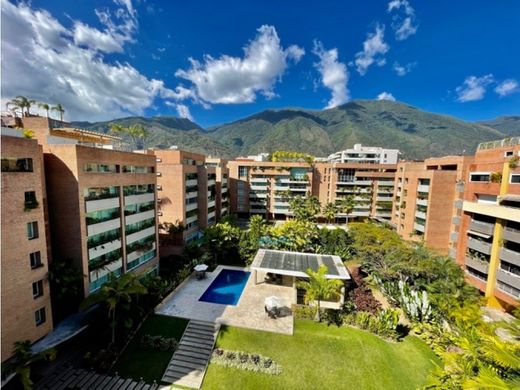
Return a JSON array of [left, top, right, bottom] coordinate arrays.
[[392, 156, 473, 254], [1, 132, 53, 361], [454, 138, 520, 309], [327, 144, 400, 164]]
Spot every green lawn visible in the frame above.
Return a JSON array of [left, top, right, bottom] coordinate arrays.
[[203, 320, 439, 390], [112, 315, 188, 383]]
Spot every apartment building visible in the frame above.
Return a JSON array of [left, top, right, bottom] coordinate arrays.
[[154, 150, 228, 253], [1, 131, 53, 361], [19, 116, 159, 297], [392, 156, 473, 254], [327, 144, 400, 164], [227, 159, 397, 221], [454, 138, 520, 309]]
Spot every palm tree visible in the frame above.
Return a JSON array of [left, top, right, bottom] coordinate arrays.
[[128, 124, 149, 150], [80, 273, 147, 345], [51, 103, 65, 122], [7, 96, 35, 117], [338, 195, 355, 225], [322, 202, 339, 223], [38, 103, 50, 118], [7, 340, 56, 390], [297, 264, 343, 322]]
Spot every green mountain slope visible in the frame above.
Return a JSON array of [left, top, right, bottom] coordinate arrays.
[[477, 116, 520, 136], [208, 100, 506, 159], [73, 101, 513, 160], [72, 116, 235, 157]]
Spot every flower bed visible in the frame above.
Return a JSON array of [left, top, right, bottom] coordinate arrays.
[[210, 348, 282, 375]]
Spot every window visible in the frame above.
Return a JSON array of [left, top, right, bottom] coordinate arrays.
[[35, 307, 46, 326], [1, 157, 33, 172], [24, 191, 38, 209], [30, 251, 42, 269], [27, 221, 38, 240], [511, 174, 520, 184], [33, 280, 44, 298], [238, 166, 248, 178], [185, 173, 198, 181], [505, 151, 514, 157], [84, 163, 119, 173], [470, 173, 491, 182]]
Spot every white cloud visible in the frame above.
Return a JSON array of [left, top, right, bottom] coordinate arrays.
[[388, 0, 418, 41], [393, 61, 415, 76], [175, 25, 304, 104], [175, 104, 194, 121], [1, 0, 176, 121], [495, 79, 519, 97], [376, 92, 396, 101], [455, 74, 494, 102], [354, 25, 389, 75], [312, 40, 349, 109]]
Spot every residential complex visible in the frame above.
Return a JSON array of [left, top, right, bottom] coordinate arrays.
[[454, 139, 520, 309], [392, 156, 473, 254], [327, 144, 400, 164], [155, 151, 229, 254], [227, 159, 397, 221], [1, 131, 53, 362]]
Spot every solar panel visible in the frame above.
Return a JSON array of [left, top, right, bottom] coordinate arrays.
[[322, 256, 339, 275]]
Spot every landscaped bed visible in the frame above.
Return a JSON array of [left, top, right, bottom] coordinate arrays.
[[111, 315, 188, 383], [203, 319, 439, 389]]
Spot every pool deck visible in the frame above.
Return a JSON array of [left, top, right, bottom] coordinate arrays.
[[156, 266, 295, 335]]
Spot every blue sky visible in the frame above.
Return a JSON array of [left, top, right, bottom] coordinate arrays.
[[1, 0, 519, 126]]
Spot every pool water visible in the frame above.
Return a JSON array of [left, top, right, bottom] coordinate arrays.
[[199, 269, 251, 305]]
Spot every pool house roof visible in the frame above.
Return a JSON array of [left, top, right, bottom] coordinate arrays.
[[250, 249, 351, 280]]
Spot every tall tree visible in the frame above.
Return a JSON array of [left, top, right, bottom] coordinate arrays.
[[8, 96, 35, 117], [51, 103, 65, 121], [38, 102, 50, 118], [6, 341, 56, 390], [322, 202, 339, 223], [338, 195, 355, 224], [80, 273, 147, 345], [297, 265, 343, 322]]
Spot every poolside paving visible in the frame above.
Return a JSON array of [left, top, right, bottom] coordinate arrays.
[[156, 266, 295, 335]]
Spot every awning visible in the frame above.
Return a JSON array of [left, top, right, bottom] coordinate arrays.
[[251, 249, 351, 280], [499, 194, 520, 204]]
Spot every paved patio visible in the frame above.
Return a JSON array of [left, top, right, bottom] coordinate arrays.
[[156, 266, 295, 335]]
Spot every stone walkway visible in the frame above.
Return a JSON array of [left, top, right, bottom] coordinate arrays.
[[162, 320, 220, 389], [35, 367, 158, 389]]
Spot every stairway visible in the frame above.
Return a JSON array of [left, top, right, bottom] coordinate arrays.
[[161, 320, 220, 389]]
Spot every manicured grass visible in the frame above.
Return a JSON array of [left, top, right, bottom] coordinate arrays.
[[112, 315, 188, 383], [203, 320, 438, 390]]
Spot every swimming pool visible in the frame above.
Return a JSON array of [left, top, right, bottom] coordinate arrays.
[[199, 269, 250, 305]]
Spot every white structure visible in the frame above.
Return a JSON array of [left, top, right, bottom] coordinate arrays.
[[327, 144, 400, 164]]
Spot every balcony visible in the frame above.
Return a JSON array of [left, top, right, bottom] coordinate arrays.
[[127, 242, 156, 263], [186, 214, 198, 224], [250, 208, 267, 213], [86, 197, 120, 213], [417, 184, 430, 193], [375, 212, 392, 218], [351, 210, 370, 216], [414, 223, 425, 233], [124, 192, 154, 206], [185, 191, 198, 199], [415, 210, 427, 220], [467, 237, 492, 255], [87, 217, 121, 237], [186, 179, 198, 186], [125, 209, 155, 226], [416, 198, 428, 207], [186, 202, 198, 212], [250, 200, 266, 206], [354, 180, 373, 185], [500, 247, 520, 267], [250, 193, 267, 199], [378, 181, 394, 187], [251, 178, 268, 184], [251, 184, 268, 191], [503, 226, 520, 244], [208, 199, 216, 208], [208, 211, 216, 219], [465, 256, 489, 274], [88, 239, 122, 260], [469, 219, 495, 235], [497, 268, 520, 291], [125, 226, 156, 245]]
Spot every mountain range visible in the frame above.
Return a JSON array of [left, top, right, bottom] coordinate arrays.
[[73, 100, 519, 160]]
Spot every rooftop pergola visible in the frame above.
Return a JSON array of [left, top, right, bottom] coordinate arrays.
[[250, 249, 351, 282]]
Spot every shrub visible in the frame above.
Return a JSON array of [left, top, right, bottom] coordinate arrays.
[[292, 304, 318, 320], [347, 268, 381, 314], [342, 309, 401, 341], [211, 349, 281, 375], [139, 334, 178, 352]]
